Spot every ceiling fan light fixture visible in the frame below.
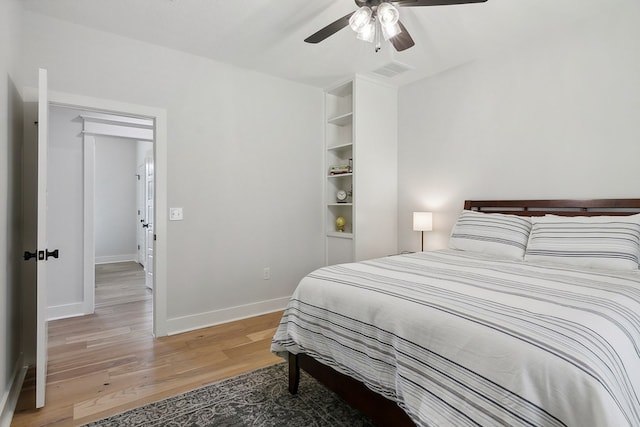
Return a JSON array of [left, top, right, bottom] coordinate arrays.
[[349, 6, 373, 33], [304, 0, 487, 52], [377, 2, 399, 26]]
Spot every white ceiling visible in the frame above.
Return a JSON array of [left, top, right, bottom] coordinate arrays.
[[22, 0, 631, 88]]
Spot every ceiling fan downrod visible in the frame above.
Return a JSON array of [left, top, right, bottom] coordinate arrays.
[[374, 18, 382, 52]]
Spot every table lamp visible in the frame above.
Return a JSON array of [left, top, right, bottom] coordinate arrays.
[[413, 212, 433, 252]]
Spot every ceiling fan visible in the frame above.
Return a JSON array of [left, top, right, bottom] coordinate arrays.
[[305, 0, 487, 52]]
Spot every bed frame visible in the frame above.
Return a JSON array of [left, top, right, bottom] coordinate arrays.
[[464, 198, 640, 216], [287, 198, 640, 426]]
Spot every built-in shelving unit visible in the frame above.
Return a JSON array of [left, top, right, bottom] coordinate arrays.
[[324, 76, 399, 266], [325, 81, 353, 265]]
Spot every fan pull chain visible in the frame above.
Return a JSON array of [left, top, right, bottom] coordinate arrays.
[[374, 17, 381, 52]]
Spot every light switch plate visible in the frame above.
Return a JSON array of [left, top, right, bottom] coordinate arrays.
[[169, 207, 183, 221]]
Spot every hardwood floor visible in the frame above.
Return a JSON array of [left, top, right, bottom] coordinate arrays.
[[12, 263, 283, 426], [95, 262, 150, 307]]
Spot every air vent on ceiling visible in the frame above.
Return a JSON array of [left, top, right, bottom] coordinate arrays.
[[372, 61, 413, 78]]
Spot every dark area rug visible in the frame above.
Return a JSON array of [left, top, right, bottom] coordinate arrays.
[[83, 362, 375, 426]]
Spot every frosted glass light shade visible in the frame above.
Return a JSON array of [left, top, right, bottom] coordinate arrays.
[[381, 22, 400, 40], [356, 20, 375, 42], [413, 212, 433, 231], [377, 2, 399, 26], [349, 7, 373, 32]]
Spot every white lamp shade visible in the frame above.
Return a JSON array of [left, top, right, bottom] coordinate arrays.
[[413, 212, 433, 232]]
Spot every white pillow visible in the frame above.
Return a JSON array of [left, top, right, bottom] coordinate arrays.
[[524, 214, 640, 270], [449, 210, 532, 260]]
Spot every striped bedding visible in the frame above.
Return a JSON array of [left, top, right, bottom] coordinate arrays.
[[271, 250, 640, 426]]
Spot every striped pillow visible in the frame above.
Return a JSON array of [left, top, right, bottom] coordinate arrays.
[[524, 214, 640, 270], [449, 210, 532, 260]]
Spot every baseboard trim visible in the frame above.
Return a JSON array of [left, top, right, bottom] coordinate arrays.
[[0, 354, 27, 427], [166, 296, 290, 336], [48, 302, 86, 321], [95, 254, 137, 264]]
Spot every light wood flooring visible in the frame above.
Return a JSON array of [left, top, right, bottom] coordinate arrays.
[[11, 263, 283, 426], [94, 262, 150, 307]]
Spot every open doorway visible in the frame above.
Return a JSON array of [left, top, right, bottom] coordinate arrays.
[[92, 131, 154, 308], [46, 105, 155, 318], [37, 88, 168, 338]]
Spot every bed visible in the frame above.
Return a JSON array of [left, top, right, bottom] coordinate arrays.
[[271, 199, 640, 426]]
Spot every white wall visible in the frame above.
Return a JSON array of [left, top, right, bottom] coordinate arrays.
[[0, 0, 24, 421], [47, 106, 85, 312], [94, 135, 137, 263], [20, 11, 324, 333], [397, 2, 640, 252]]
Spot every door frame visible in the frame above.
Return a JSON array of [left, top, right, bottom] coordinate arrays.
[[82, 116, 154, 311], [24, 88, 169, 337]]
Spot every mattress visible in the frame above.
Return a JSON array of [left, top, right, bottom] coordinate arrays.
[[271, 250, 640, 426]]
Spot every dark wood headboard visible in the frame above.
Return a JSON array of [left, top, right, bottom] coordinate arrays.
[[464, 199, 640, 217]]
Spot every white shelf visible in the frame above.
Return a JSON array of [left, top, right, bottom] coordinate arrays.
[[327, 173, 352, 179], [327, 112, 353, 126], [328, 82, 353, 98], [327, 142, 353, 152], [328, 203, 353, 206], [327, 232, 353, 239]]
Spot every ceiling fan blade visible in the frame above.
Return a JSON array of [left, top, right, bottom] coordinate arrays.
[[389, 21, 415, 52], [396, 0, 487, 6], [304, 12, 353, 44]]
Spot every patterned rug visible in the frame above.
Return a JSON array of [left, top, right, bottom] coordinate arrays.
[[83, 362, 374, 426]]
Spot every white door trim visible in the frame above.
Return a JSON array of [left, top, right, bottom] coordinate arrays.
[[23, 88, 169, 337], [83, 134, 96, 315]]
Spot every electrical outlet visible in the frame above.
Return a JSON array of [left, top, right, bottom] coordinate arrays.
[[169, 207, 183, 221], [263, 267, 270, 280]]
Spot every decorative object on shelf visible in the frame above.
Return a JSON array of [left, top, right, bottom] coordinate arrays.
[[413, 212, 433, 251], [336, 190, 348, 203], [336, 216, 346, 232], [329, 165, 351, 175]]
